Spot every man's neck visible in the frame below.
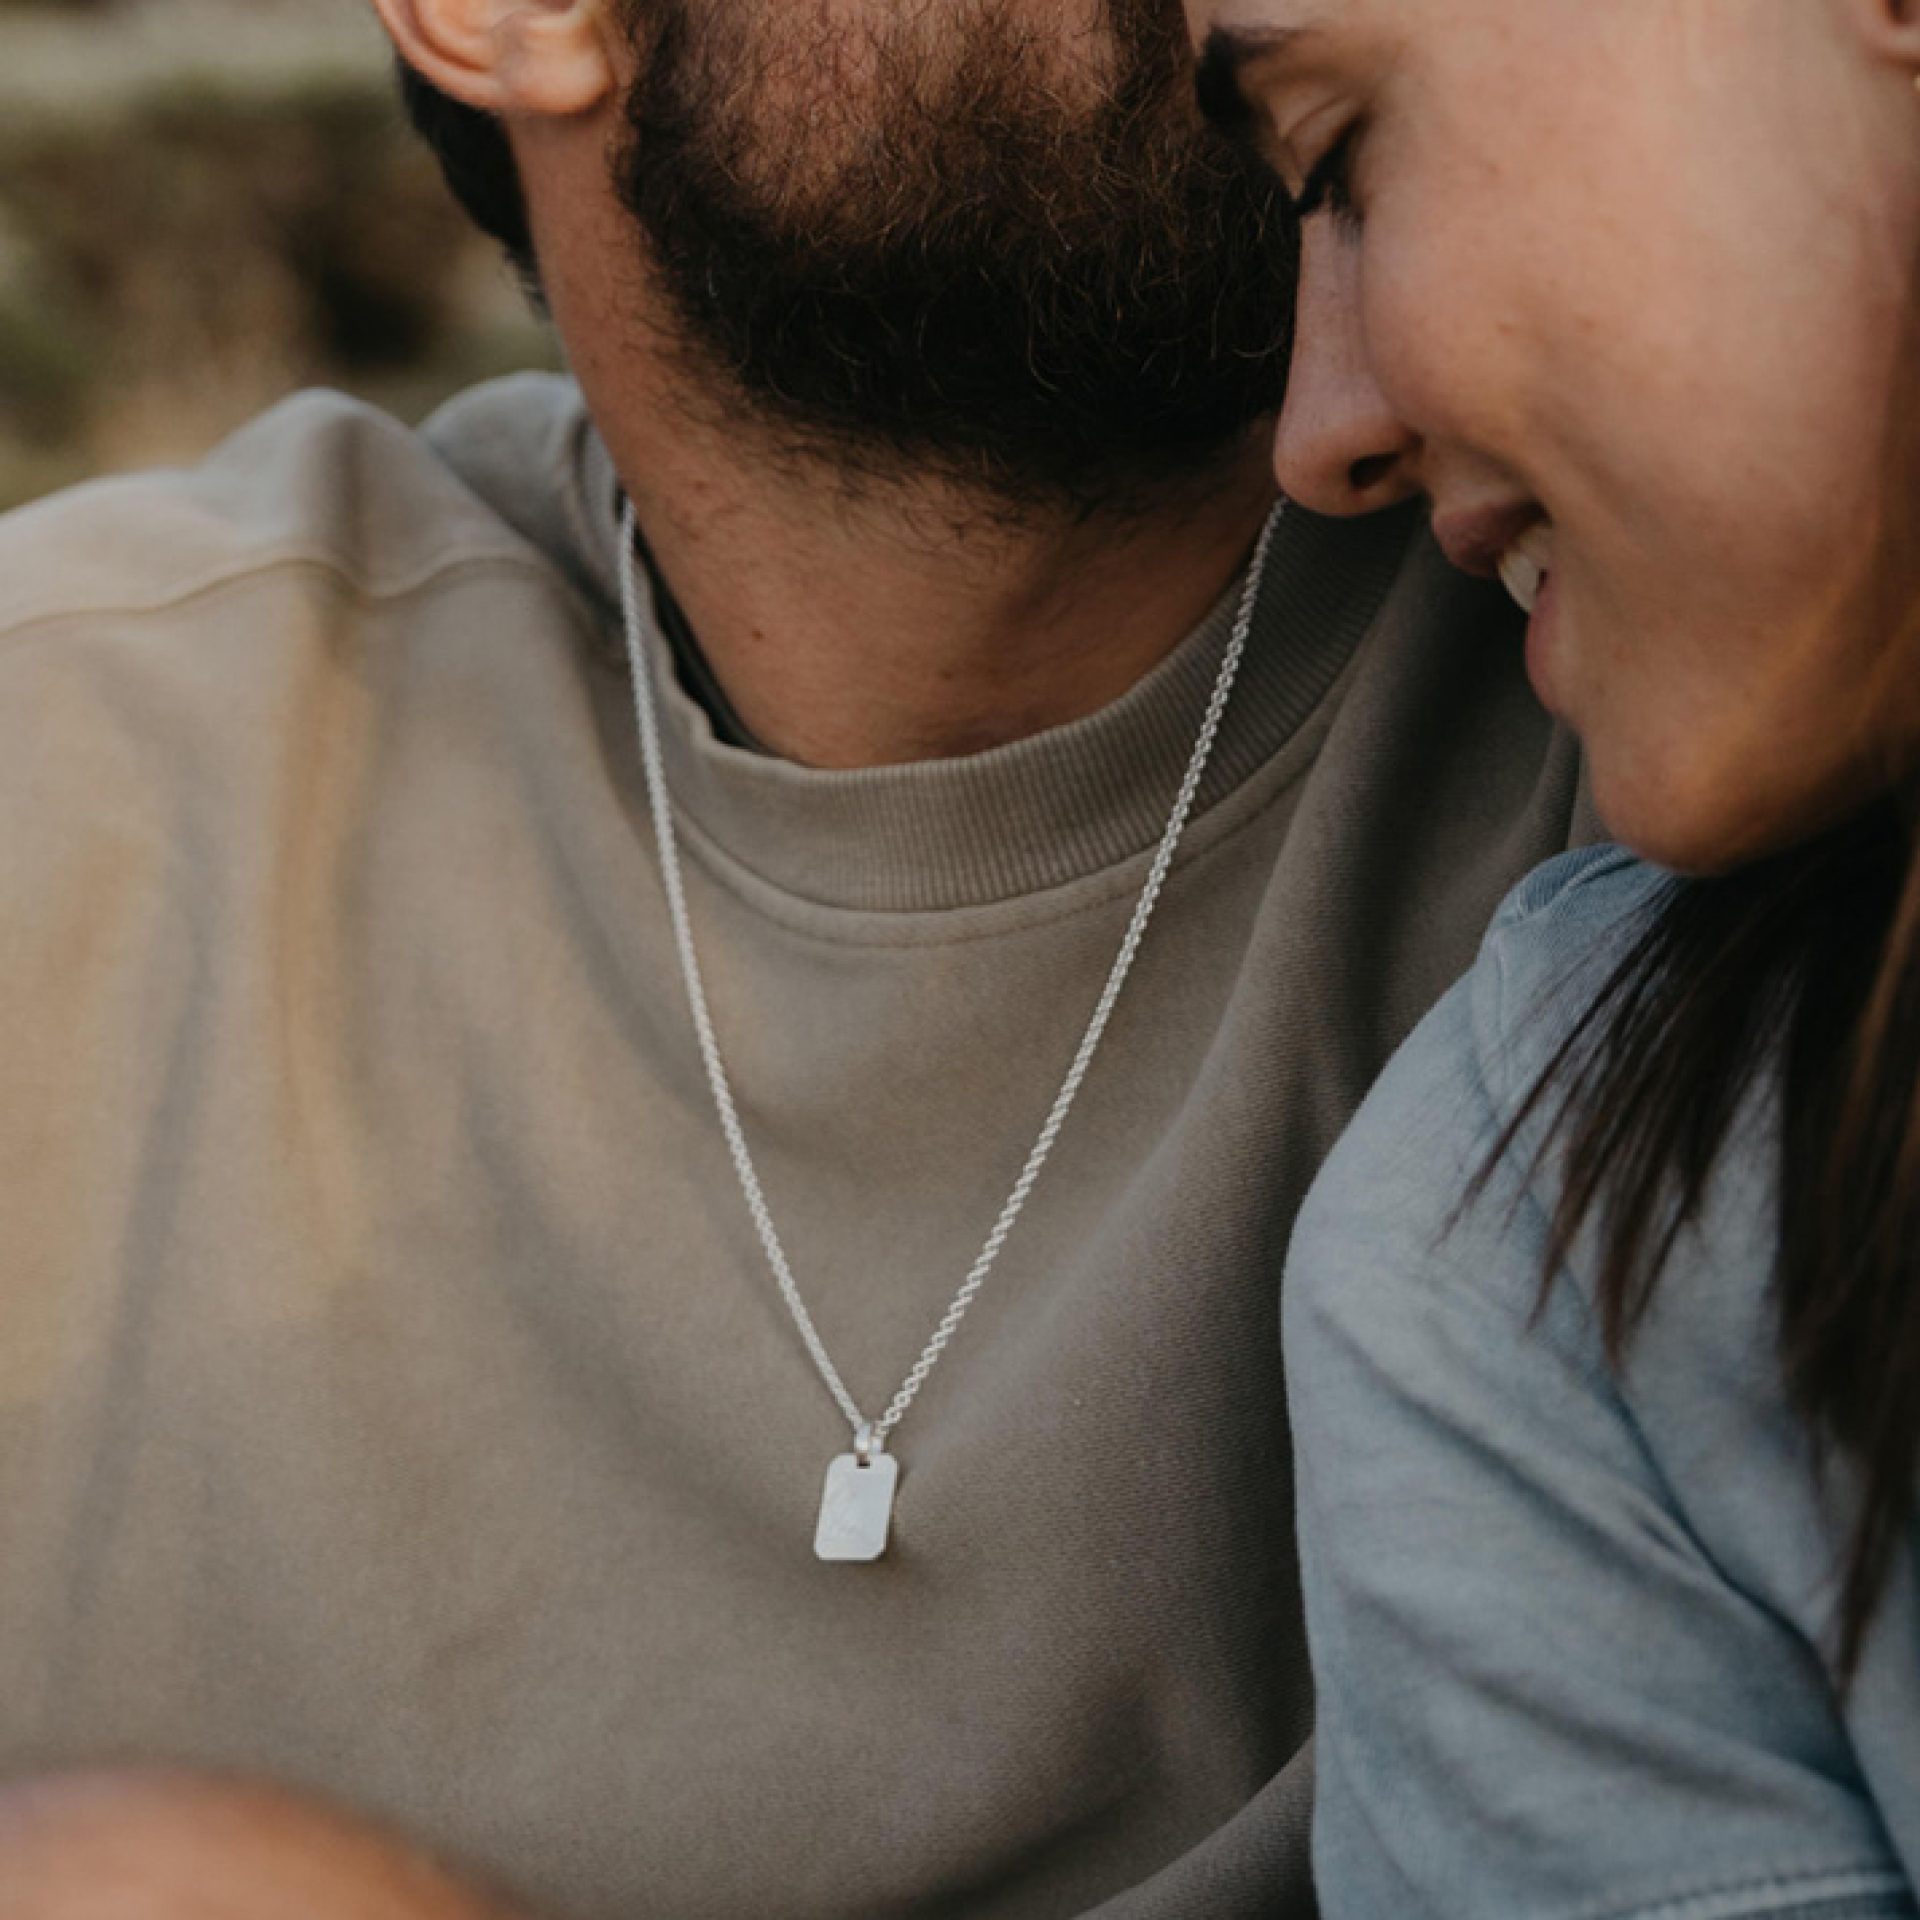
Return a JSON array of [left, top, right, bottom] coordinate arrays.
[[591, 377, 1279, 771]]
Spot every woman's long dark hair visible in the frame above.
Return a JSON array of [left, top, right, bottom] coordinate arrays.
[[1489, 304, 1920, 1685], [1488, 810, 1919, 1681]]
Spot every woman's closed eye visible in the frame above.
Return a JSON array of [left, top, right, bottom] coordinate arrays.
[[1291, 122, 1363, 225]]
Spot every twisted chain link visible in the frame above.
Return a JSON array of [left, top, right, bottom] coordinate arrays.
[[619, 499, 1283, 1452]]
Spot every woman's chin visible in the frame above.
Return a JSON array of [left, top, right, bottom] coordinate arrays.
[[1589, 747, 1881, 878]]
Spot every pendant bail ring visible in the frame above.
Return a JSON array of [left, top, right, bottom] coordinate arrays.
[[854, 1422, 882, 1468]]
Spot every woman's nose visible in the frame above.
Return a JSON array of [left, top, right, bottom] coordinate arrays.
[[1274, 223, 1421, 517]]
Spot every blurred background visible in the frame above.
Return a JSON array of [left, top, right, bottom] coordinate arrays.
[[0, 0, 560, 508]]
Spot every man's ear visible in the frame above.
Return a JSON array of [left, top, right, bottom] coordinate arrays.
[[369, 0, 619, 118], [1840, 0, 1920, 82]]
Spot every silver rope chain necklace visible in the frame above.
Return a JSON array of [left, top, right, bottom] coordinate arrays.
[[618, 498, 1283, 1561]]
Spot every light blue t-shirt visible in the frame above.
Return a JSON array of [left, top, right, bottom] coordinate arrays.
[[1285, 846, 1920, 1920]]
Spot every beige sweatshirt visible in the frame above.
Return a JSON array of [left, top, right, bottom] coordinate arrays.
[[0, 374, 1586, 1919]]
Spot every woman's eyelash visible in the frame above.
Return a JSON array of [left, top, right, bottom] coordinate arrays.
[[1292, 125, 1360, 222]]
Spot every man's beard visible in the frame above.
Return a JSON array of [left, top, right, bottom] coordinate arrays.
[[613, 0, 1294, 518]]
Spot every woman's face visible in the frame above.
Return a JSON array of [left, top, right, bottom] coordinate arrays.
[[1190, 0, 1920, 871]]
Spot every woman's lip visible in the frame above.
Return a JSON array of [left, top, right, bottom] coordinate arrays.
[[1430, 501, 1543, 580]]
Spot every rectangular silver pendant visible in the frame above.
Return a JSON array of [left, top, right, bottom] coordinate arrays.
[[814, 1451, 900, 1562]]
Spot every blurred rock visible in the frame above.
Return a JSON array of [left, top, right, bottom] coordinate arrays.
[[0, 0, 559, 507]]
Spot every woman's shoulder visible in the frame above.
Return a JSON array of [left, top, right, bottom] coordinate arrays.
[[1283, 846, 1920, 1920], [1470, 842, 1675, 1102], [1484, 839, 1664, 932], [1286, 839, 1802, 1592], [1285, 840, 1790, 1463], [1290, 844, 1673, 1324]]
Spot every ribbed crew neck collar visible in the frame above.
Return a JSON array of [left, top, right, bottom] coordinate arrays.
[[569, 420, 1410, 914]]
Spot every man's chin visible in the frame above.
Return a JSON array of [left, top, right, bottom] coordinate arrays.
[[610, 0, 1293, 514]]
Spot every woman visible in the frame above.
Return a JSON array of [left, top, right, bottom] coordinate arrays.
[[1185, 1, 1920, 1914]]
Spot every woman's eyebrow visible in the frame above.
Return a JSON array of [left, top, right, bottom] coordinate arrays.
[[1194, 26, 1315, 139]]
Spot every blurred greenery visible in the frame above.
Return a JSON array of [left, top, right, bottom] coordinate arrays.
[[0, 0, 561, 508]]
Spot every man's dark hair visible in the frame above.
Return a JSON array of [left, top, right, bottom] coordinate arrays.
[[397, 63, 536, 280]]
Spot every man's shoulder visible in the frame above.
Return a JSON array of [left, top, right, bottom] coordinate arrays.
[[0, 373, 599, 644], [0, 377, 615, 903]]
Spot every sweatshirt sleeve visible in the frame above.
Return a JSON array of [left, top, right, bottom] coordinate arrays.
[[1281, 853, 1915, 1920]]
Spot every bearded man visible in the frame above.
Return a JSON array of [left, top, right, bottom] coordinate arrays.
[[0, 0, 1585, 1914]]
